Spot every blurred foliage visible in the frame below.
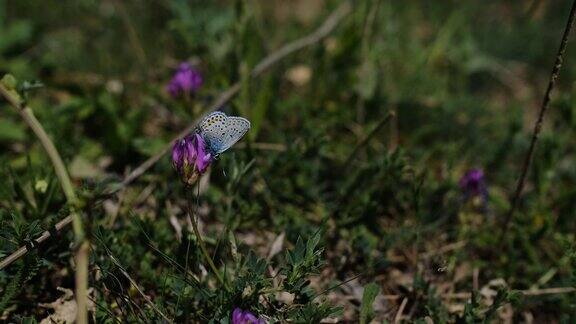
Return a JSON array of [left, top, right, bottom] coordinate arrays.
[[2, 0, 576, 322]]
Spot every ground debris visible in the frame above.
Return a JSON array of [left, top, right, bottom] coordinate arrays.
[[38, 287, 94, 324]]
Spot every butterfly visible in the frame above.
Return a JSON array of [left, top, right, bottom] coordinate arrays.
[[196, 111, 251, 157]]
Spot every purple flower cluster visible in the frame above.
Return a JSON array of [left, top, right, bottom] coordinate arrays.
[[232, 308, 265, 324], [172, 133, 213, 184], [459, 168, 488, 203], [166, 63, 203, 98]]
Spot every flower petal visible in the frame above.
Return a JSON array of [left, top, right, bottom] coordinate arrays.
[[167, 63, 203, 98], [193, 133, 212, 173], [232, 308, 244, 324]]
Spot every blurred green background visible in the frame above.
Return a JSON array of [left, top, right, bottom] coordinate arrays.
[[2, 0, 576, 322]]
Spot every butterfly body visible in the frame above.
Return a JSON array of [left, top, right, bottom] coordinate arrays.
[[196, 111, 251, 157]]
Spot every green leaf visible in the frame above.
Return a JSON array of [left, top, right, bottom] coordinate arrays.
[[356, 60, 378, 100], [0, 119, 26, 141], [247, 75, 273, 140], [360, 282, 380, 324], [0, 20, 33, 51]]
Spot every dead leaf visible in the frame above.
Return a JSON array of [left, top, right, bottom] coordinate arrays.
[[480, 278, 507, 305], [103, 199, 119, 219], [39, 287, 94, 324], [285, 65, 312, 87], [267, 232, 285, 260], [276, 291, 295, 305], [69, 156, 103, 179], [169, 214, 183, 242], [453, 262, 471, 283]]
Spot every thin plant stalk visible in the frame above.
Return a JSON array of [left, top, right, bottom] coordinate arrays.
[[186, 185, 226, 288], [0, 83, 89, 324], [499, 0, 576, 243]]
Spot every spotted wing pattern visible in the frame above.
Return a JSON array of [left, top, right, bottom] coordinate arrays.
[[198, 111, 250, 155]]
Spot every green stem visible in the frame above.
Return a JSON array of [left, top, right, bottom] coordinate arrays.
[[186, 187, 227, 289], [19, 107, 84, 238], [0, 82, 88, 324]]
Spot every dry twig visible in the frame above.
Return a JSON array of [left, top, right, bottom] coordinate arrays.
[[394, 297, 408, 323], [500, 0, 576, 242]]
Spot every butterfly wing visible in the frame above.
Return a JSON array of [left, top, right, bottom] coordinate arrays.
[[197, 111, 228, 154], [198, 111, 250, 155], [214, 117, 250, 154]]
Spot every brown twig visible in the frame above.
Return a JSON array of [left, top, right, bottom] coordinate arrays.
[[379, 286, 576, 303], [0, 215, 73, 269], [394, 297, 408, 323], [500, 0, 576, 243], [442, 286, 576, 299], [0, 0, 352, 269]]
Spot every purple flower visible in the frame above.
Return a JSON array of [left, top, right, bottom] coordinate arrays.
[[166, 63, 203, 98], [232, 308, 265, 324], [192, 133, 212, 173], [172, 134, 212, 184], [459, 168, 488, 203]]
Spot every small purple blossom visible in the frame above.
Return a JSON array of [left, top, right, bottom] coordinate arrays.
[[192, 133, 212, 173], [232, 308, 265, 324], [172, 134, 212, 184], [172, 135, 195, 171], [166, 63, 203, 98], [459, 168, 488, 203]]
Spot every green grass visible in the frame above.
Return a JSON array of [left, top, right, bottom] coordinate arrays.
[[2, 0, 576, 322]]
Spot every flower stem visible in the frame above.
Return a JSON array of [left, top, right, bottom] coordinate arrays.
[[0, 82, 89, 324], [186, 186, 227, 289]]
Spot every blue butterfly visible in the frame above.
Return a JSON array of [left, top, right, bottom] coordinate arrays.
[[196, 111, 251, 157]]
